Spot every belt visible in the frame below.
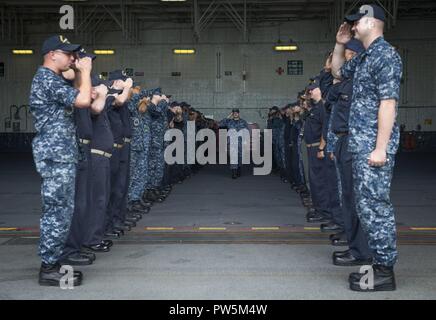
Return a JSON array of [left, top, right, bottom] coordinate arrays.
[[335, 132, 349, 137], [79, 139, 91, 145], [306, 142, 321, 148], [123, 138, 131, 143], [113, 143, 124, 149], [91, 149, 112, 158]]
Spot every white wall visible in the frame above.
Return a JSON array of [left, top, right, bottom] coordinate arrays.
[[1, 19, 436, 132]]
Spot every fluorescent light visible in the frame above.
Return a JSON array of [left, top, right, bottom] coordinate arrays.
[[274, 45, 298, 51], [173, 49, 195, 55], [93, 50, 115, 55], [12, 49, 33, 55]]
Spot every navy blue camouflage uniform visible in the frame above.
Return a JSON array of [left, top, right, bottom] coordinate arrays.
[[218, 117, 250, 170], [148, 100, 169, 189], [29, 66, 79, 266], [128, 90, 151, 202], [341, 36, 402, 266]]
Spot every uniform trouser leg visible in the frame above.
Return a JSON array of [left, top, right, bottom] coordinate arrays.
[[156, 147, 165, 188], [61, 145, 91, 258], [149, 139, 165, 189], [307, 147, 329, 216], [352, 152, 397, 266], [163, 163, 172, 187], [336, 137, 371, 259], [229, 143, 243, 170], [284, 145, 294, 182], [115, 144, 130, 225], [271, 143, 277, 171], [128, 149, 147, 202], [106, 148, 121, 232], [147, 143, 156, 189], [291, 145, 303, 185], [171, 164, 183, 183], [273, 143, 283, 170], [84, 154, 110, 246], [326, 156, 344, 227], [35, 160, 76, 265]]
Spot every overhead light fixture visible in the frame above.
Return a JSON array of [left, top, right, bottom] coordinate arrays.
[[93, 50, 115, 55], [12, 49, 33, 55], [274, 45, 298, 51], [173, 49, 195, 55]]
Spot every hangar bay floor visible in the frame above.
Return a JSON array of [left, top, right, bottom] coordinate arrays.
[[0, 152, 436, 299]]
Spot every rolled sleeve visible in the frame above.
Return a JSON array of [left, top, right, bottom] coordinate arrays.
[[374, 54, 402, 101], [50, 80, 79, 107]]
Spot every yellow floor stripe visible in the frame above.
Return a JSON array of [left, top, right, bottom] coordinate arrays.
[[198, 227, 227, 231], [251, 227, 280, 230], [145, 227, 174, 231], [304, 227, 320, 231], [0, 228, 18, 231], [410, 227, 436, 231]]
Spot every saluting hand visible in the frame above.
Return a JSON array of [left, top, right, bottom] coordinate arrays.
[[124, 78, 133, 89], [95, 84, 108, 97], [336, 22, 352, 45], [310, 88, 322, 103], [151, 94, 161, 105], [74, 57, 92, 73]]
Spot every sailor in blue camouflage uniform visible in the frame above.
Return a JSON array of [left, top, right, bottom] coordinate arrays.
[[218, 108, 250, 179], [29, 35, 92, 286], [146, 90, 170, 201], [332, 4, 403, 291], [127, 87, 153, 212]]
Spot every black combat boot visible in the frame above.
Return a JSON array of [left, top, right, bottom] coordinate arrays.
[[237, 167, 242, 177], [145, 189, 158, 202], [129, 200, 150, 214], [152, 189, 165, 203], [39, 263, 82, 287], [349, 264, 396, 292]]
